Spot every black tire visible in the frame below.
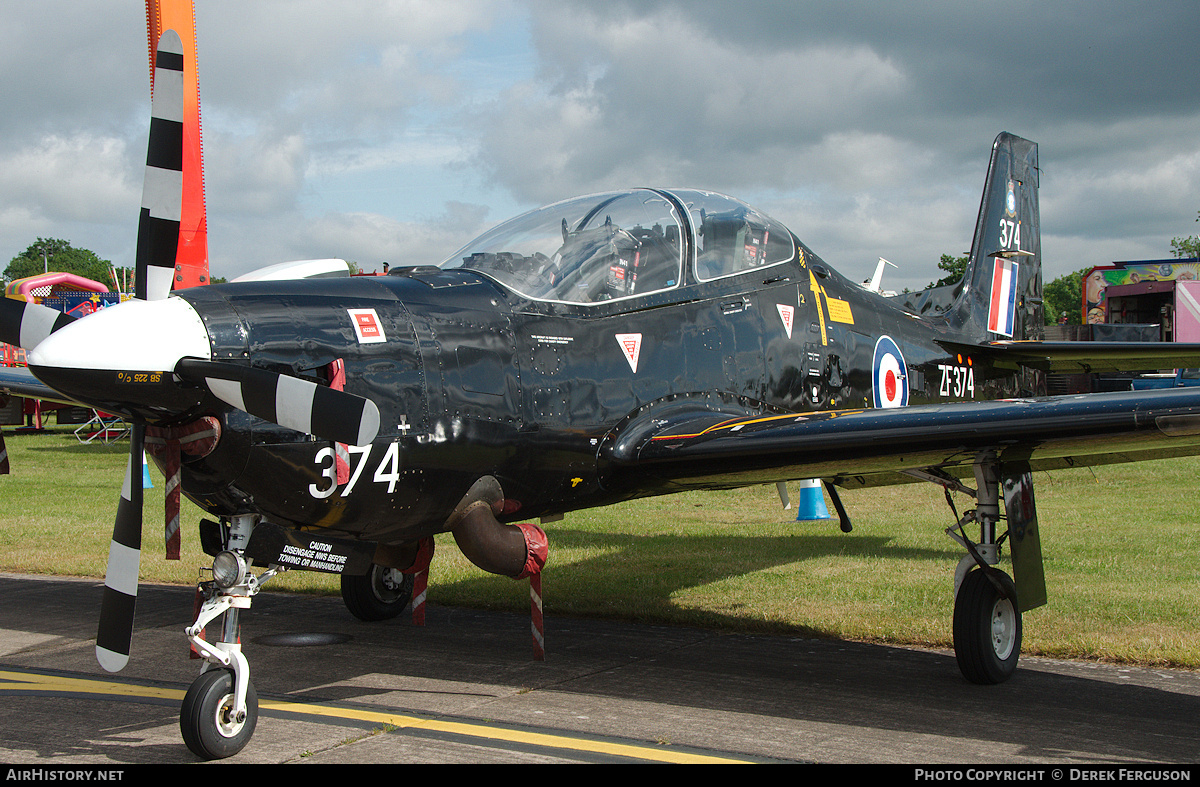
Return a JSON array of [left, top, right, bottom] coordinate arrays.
[[341, 564, 415, 621], [180, 668, 258, 760], [953, 568, 1022, 685]]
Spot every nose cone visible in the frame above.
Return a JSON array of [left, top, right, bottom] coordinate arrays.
[[28, 297, 213, 420]]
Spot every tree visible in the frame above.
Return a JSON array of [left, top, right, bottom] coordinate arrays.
[[1043, 268, 1088, 325], [3, 238, 124, 288], [927, 254, 968, 288], [1170, 211, 1200, 259]]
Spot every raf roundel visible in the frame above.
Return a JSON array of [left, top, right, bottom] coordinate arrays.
[[872, 335, 908, 409]]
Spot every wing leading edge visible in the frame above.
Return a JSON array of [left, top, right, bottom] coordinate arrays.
[[0, 364, 79, 405], [604, 387, 1200, 492]]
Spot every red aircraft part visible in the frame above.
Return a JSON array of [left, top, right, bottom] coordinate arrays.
[[146, 0, 209, 290]]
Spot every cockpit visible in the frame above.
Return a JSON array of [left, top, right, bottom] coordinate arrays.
[[437, 189, 796, 306]]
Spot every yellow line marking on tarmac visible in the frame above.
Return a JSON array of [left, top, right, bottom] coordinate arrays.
[[0, 669, 184, 701], [0, 669, 750, 764], [257, 698, 745, 764]]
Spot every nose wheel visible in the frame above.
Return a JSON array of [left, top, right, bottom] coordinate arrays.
[[180, 667, 259, 760]]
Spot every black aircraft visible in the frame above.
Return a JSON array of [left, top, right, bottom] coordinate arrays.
[[7, 30, 1200, 761]]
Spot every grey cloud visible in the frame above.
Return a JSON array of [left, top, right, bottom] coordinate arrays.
[[2, 1, 1196, 292]]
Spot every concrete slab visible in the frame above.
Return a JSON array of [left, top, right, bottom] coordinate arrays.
[[0, 573, 1197, 765]]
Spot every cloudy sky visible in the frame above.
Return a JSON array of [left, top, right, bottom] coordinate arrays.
[[2, 0, 1198, 292]]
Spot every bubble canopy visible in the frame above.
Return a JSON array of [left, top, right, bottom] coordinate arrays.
[[438, 189, 796, 306]]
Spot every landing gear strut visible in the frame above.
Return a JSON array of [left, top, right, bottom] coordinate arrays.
[[918, 455, 1040, 685], [181, 514, 276, 760]]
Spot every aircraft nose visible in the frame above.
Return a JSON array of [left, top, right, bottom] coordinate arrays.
[[27, 297, 213, 420]]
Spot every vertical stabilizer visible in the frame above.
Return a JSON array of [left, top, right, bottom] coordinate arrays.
[[951, 133, 1042, 342]]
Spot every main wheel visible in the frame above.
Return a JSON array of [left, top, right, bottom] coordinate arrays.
[[180, 668, 258, 760], [953, 568, 1021, 684], [341, 563, 415, 621]]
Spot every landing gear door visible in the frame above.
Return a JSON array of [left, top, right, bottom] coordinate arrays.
[[1002, 461, 1048, 612]]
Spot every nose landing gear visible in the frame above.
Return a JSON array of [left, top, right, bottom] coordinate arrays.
[[180, 514, 275, 760]]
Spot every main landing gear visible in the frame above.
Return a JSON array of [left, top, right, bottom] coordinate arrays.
[[913, 455, 1045, 685], [341, 563, 415, 621]]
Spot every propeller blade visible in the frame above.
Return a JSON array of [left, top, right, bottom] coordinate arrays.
[[137, 29, 185, 303], [95, 424, 144, 672], [92, 28, 186, 674], [0, 298, 76, 350], [0, 429, 9, 475], [176, 358, 381, 447]]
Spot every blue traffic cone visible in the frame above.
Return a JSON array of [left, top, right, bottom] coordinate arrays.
[[795, 478, 830, 521], [142, 451, 153, 488]]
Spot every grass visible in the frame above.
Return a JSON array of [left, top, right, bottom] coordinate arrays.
[[1, 424, 1197, 669]]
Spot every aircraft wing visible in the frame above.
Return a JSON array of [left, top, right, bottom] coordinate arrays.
[[0, 365, 80, 405], [605, 388, 1200, 491], [939, 340, 1200, 374]]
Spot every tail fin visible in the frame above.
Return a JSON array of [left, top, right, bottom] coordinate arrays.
[[952, 132, 1042, 341]]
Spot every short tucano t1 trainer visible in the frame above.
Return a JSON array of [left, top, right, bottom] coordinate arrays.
[[6, 22, 1200, 761]]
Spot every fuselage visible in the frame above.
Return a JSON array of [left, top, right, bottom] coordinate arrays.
[[166, 189, 1037, 544]]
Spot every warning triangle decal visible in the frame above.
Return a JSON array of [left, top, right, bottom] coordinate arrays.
[[777, 304, 794, 338], [616, 333, 642, 373]]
